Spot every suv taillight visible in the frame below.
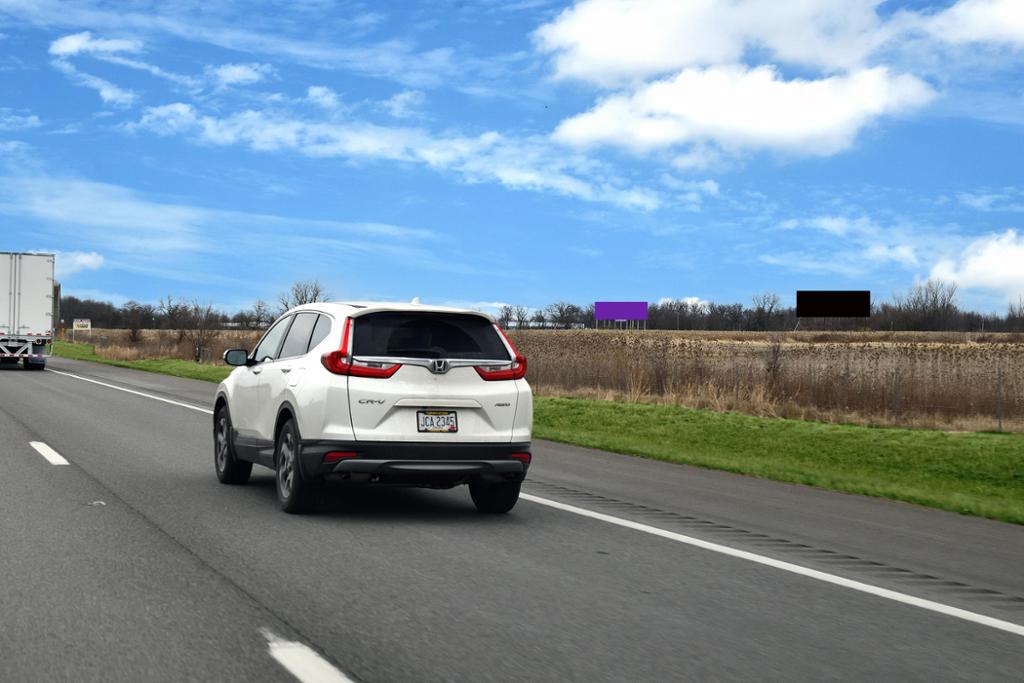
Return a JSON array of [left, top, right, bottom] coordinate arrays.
[[475, 325, 527, 380], [321, 318, 401, 378]]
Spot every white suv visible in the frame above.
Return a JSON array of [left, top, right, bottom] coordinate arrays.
[[213, 302, 532, 514]]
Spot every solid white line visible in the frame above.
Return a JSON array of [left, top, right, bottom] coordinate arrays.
[[261, 629, 354, 683], [46, 368, 213, 415], [520, 493, 1024, 639], [29, 441, 70, 466]]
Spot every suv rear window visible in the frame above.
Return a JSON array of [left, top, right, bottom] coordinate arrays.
[[352, 312, 509, 360]]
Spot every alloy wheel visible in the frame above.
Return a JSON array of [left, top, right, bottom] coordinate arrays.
[[278, 430, 295, 497]]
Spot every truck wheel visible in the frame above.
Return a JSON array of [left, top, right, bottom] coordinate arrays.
[[214, 405, 252, 485], [1, 358, 18, 365], [275, 418, 322, 514], [23, 359, 45, 371], [470, 480, 521, 513]]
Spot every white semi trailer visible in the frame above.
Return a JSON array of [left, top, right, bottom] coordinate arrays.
[[1, 252, 58, 370]]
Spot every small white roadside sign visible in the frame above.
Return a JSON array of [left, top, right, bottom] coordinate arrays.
[[72, 318, 91, 342]]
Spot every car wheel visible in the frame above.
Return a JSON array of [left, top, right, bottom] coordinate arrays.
[[275, 418, 322, 514], [214, 405, 252, 484], [469, 480, 521, 514]]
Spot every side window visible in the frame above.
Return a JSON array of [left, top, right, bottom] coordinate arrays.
[[252, 316, 291, 363], [279, 312, 318, 358], [307, 314, 332, 352]]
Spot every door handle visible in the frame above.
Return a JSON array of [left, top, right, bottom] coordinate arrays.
[[252, 367, 263, 375], [280, 367, 292, 373]]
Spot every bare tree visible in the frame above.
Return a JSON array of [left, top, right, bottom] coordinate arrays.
[[892, 279, 958, 330], [530, 310, 547, 327], [122, 301, 154, 343], [182, 301, 222, 360], [545, 301, 579, 328], [513, 305, 530, 329], [1008, 296, 1024, 332], [751, 292, 780, 331], [158, 295, 191, 342], [278, 279, 330, 313], [498, 305, 514, 328], [244, 299, 273, 329]]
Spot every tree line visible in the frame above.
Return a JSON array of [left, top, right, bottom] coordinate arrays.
[[500, 281, 1024, 332], [58, 279, 1024, 333]]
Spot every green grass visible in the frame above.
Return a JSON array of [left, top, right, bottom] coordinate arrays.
[[53, 341, 1024, 523], [53, 341, 233, 383], [534, 396, 1024, 524]]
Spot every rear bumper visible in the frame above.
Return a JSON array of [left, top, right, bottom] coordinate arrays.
[[0, 336, 52, 359], [300, 440, 531, 484]]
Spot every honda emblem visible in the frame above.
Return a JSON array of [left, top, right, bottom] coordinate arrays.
[[431, 359, 450, 374]]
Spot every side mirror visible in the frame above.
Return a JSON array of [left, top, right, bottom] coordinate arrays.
[[223, 349, 250, 366]]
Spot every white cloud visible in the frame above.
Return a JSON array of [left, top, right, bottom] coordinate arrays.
[[0, 108, 42, 131], [554, 65, 934, 156], [49, 31, 197, 89], [53, 250, 104, 277], [132, 103, 661, 210], [0, 176, 207, 252], [660, 175, 720, 209], [535, 0, 892, 85], [533, 0, 1024, 166], [101, 54, 199, 88], [0, 172, 471, 287], [51, 59, 137, 106], [207, 62, 275, 87], [63, 288, 131, 306], [671, 145, 723, 171], [382, 90, 425, 118], [957, 189, 1024, 212], [49, 31, 141, 56], [767, 214, 928, 276], [658, 296, 709, 310], [306, 85, 341, 110], [923, 0, 1024, 47], [4, 0, 477, 89], [931, 229, 1024, 298]]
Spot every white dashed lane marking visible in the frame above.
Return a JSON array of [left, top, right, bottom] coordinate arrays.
[[29, 441, 69, 466], [261, 629, 355, 683]]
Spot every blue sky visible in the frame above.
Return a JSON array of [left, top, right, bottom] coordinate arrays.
[[1, 0, 1023, 314]]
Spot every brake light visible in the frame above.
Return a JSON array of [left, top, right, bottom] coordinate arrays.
[[321, 318, 401, 378], [510, 452, 531, 464], [475, 325, 527, 380]]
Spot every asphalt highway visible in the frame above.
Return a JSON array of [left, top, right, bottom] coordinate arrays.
[[2, 357, 1023, 682]]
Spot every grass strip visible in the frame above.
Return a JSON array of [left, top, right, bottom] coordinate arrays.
[[53, 342, 1024, 524], [53, 341, 233, 383], [534, 396, 1024, 525]]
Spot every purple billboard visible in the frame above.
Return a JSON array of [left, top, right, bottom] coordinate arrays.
[[595, 301, 648, 321]]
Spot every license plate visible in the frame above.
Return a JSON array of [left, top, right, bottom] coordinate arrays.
[[417, 410, 458, 433]]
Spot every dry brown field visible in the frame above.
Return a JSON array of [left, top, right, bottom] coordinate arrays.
[[508, 330, 1024, 432], [70, 328, 1024, 431], [66, 328, 263, 364]]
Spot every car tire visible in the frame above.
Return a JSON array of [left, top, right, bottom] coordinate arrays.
[[469, 480, 521, 514], [275, 418, 322, 514], [214, 405, 252, 485]]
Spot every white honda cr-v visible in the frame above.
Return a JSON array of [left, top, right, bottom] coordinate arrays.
[[213, 302, 532, 514]]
